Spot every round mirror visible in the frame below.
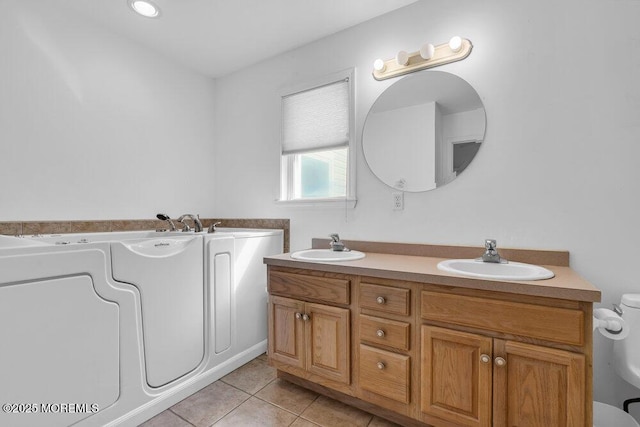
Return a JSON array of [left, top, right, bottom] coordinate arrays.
[[363, 71, 486, 192]]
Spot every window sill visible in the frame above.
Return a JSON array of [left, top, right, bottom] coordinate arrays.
[[275, 198, 357, 209]]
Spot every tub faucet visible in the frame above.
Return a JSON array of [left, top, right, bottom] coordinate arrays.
[[156, 213, 177, 231], [177, 214, 203, 233], [329, 233, 348, 252], [208, 222, 222, 233], [479, 239, 506, 263]]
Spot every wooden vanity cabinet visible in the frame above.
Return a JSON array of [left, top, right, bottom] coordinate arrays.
[[420, 289, 588, 427], [266, 262, 594, 427], [268, 269, 351, 387]]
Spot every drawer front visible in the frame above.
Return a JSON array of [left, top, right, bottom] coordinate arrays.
[[269, 271, 350, 305], [359, 344, 410, 404], [421, 291, 584, 346], [359, 314, 410, 351], [360, 283, 410, 316]]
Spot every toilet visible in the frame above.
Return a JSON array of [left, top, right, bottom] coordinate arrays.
[[593, 401, 639, 427], [595, 293, 640, 427]]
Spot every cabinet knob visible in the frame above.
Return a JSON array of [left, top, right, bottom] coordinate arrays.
[[302, 314, 310, 321], [377, 362, 385, 370], [376, 329, 385, 338], [480, 354, 491, 364], [494, 357, 506, 367], [376, 296, 386, 304], [295, 312, 302, 320]]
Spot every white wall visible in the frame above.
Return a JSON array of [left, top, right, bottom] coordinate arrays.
[[213, 0, 640, 416], [0, 0, 217, 220]]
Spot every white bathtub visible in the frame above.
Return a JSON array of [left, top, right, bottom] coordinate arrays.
[[0, 228, 283, 426]]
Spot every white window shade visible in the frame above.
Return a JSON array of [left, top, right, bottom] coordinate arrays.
[[282, 79, 349, 155]]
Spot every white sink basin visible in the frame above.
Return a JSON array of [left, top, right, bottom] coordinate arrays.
[[291, 249, 365, 262], [437, 259, 554, 281]]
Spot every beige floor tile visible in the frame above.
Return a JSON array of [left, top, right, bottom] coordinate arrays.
[[170, 380, 250, 427], [300, 395, 373, 427], [214, 396, 297, 426], [256, 378, 319, 415], [290, 418, 321, 427], [139, 409, 192, 427], [257, 352, 268, 362], [368, 415, 404, 426], [220, 358, 277, 394]]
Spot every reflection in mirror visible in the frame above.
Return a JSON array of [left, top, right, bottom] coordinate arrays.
[[363, 71, 486, 192]]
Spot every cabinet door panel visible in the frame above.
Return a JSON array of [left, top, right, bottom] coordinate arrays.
[[268, 295, 305, 369], [421, 326, 492, 427], [493, 340, 585, 427], [306, 303, 350, 384]]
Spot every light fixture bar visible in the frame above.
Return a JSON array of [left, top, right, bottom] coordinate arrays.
[[372, 37, 472, 81]]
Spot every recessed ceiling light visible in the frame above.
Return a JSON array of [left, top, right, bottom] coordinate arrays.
[[129, 0, 161, 18]]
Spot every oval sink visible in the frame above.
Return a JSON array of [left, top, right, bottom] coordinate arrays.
[[437, 259, 554, 281], [291, 249, 365, 262]]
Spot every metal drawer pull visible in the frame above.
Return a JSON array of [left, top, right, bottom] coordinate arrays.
[[302, 314, 310, 321], [376, 329, 385, 338], [295, 312, 302, 320], [480, 354, 490, 364], [494, 357, 506, 367], [376, 296, 386, 304], [377, 362, 385, 370]]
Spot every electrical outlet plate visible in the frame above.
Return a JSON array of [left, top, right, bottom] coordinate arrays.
[[392, 192, 404, 210]]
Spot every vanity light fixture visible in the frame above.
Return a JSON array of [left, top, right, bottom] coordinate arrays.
[[373, 58, 386, 72], [372, 36, 472, 81], [395, 50, 409, 66], [128, 0, 161, 18]]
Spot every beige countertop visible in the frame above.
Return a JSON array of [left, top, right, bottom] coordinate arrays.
[[264, 250, 601, 303]]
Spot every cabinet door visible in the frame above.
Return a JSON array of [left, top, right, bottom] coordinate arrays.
[[421, 325, 493, 427], [493, 340, 585, 427], [306, 302, 350, 384], [268, 295, 305, 369]]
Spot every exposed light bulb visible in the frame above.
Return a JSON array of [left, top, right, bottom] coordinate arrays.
[[449, 36, 463, 53], [373, 58, 386, 72], [396, 50, 409, 66], [129, 0, 160, 18], [420, 43, 435, 60]]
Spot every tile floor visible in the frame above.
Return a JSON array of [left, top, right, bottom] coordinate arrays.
[[140, 354, 401, 427]]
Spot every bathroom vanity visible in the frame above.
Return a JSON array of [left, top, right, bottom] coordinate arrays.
[[264, 239, 601, 427]]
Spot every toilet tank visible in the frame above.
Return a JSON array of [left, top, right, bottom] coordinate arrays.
[[614, 294, 640, 390]]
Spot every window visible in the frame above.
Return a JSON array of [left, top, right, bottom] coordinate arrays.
[[279, 69, 355, 205]]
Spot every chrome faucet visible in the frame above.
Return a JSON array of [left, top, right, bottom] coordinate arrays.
[[208, 222, 221, 233], [177, 214, 203, 233], [156, 213, 177, 231], [479, 239, 506, 263], [329, 233, 347, 252]]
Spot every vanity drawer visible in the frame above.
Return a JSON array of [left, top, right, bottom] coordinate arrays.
[[359, 344, 410, 404], [360, 283, 410, 316], [269, 271, 350, 305], [421, 291, 584, 346], [359, 315, 410, 351]]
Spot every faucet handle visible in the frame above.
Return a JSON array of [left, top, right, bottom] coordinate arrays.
[[329, 233, 346, 251], [485, 239, 497, 250]]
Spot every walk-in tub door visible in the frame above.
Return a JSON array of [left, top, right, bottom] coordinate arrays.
[[0, 272, 119, 427], [111, 235, 204, 388]]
